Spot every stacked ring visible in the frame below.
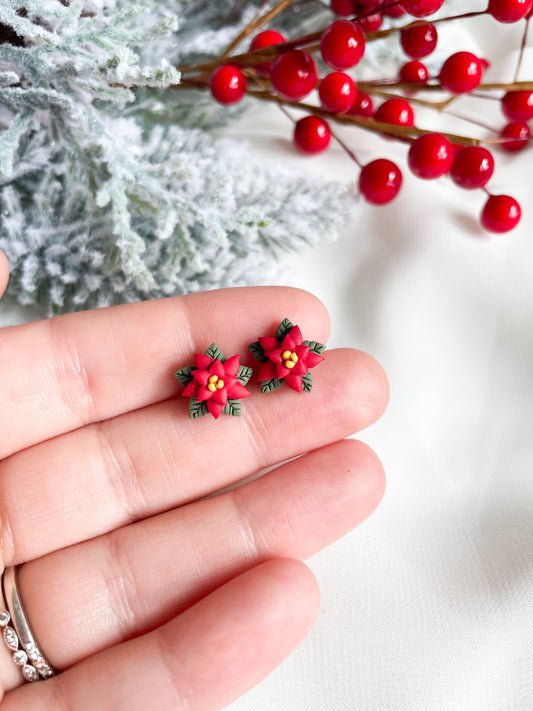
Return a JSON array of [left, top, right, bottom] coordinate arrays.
[[0, 566, 56, 682]]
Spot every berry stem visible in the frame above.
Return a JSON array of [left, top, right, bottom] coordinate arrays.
[[365, 10, 488, 42], [330, 129, 364, 168], [220, 0, 294, 60], [180, 2, 400, 75], [513, 16, 531, 83], [357, 79, 533, 93], [245, 89, 481, 144]]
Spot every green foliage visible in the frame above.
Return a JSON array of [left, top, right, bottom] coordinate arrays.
[[0, 1, 359, 314], [237, 365, 253, 386], [302, 372, 313, 393], [275, 318, 294, 343], [205, 343, 225, 363], [261, 377, 284, 393], [303, 340, 326, 355], [248, 341, 268, 363], [174, 365, 195, 386], [222, 399, 241, 417], [189, 398, 208, 419]]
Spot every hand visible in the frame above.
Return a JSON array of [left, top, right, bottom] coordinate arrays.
[[0, 254, 388, 711]]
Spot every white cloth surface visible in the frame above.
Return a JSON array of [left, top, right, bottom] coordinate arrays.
[[221, 12, 533, 711], [1, 7, 532, 711]]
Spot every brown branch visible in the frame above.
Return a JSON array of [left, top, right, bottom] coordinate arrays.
[[365, 10, 487, 41], [220, 0, 294, 60], [245, 90, 481, 145]]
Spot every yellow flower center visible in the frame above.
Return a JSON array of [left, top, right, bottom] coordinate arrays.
[[282, 351, 299, 369], [207, 374, 225, 392]]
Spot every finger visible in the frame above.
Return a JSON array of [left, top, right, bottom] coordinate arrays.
[[0, 251, 9, 299], [4, 559, 319, 711], [0, 287, 330, 458], [16, 439, 383, 670], [0, 349, 388, 563]]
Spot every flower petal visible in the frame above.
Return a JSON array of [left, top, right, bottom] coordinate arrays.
[[223, 354, 240, 377], [281, 325, 303, 352], [295, 344, 311, 360], [284, 374, 303, 393], [258, 361, 276, 380], [210, 360, 225, 378], [306, 352, 325, 369], [227, 382, 252, 400], [292, 359, 308, 376], [259, 361, 276, 381], [195, 386, 212, 403], [207, 399, 224, 419], [195, 354, 213, 370], [182, 381, 198, 398], [266, 349, 282, 364], [212, 387, 229, 406], [259, 336, 279, 351], [276, 362, 290, 380], [192, 369, 210, 385]]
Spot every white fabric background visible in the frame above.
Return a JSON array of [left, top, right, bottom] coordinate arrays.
[[0, 6, 532, 711], [222, 11, 533, 711]]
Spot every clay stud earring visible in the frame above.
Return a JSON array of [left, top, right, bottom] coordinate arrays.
[[248, 317, 325, 393], [175, 343, 253, 420]]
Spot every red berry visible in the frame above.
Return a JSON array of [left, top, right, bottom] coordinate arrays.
[[488, 0, 533, 22], [480, 57, 491, 71], [399, 60, 429, 84], [383, 5, 407, 16], [320, 20, 366, 70], [319, 72, 358, 113], [359, 158, 403, 204], [439, 52, 483, 94], [501, 90, 533, 122], [400, 21, 438, 59], [249, 30, 286, 75], [374, 98, 415, 126], [449, 146, 495, 188], [210, 65, 247, 105], [293, 116, 331, 153], [480, 194, 521, 232], [408, 133, 454, 179], [358, 13, 383, 31], [270, 50, 318, 100], [348, 91, 374, 116], [500, 121, 531, 151], [250, 29, 286, 51], [331, 0, 358, 14], [400, 0, 445, 17]]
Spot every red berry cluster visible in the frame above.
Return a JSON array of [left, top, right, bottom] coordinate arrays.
[[204, 0, 532, 234]]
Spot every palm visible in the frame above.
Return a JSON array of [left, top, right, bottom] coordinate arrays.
[[0, 263, 387, 710]]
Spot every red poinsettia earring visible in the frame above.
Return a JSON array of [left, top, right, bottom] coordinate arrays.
[[248, 318, 325, 393], [175, 344, 253, 419]]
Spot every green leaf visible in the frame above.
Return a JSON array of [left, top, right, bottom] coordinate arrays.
[[248, 340, 268, 363], [237, 365, 253, 386], [205, 343, 225, 363], [303, 341, 326, 356], [222, 399, 241, 417], [261, 377, 284, 394], [302, 372, 313, 393], [174, 365, 195, 386], [275, 318, 294, 343], [189, 398, 208, 419]]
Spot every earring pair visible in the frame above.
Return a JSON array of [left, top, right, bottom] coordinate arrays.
[[175, 317, 326, 420]]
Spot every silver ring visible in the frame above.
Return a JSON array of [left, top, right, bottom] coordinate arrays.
[[0, 569, 40, 682], [2, 566, 56, 681]]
